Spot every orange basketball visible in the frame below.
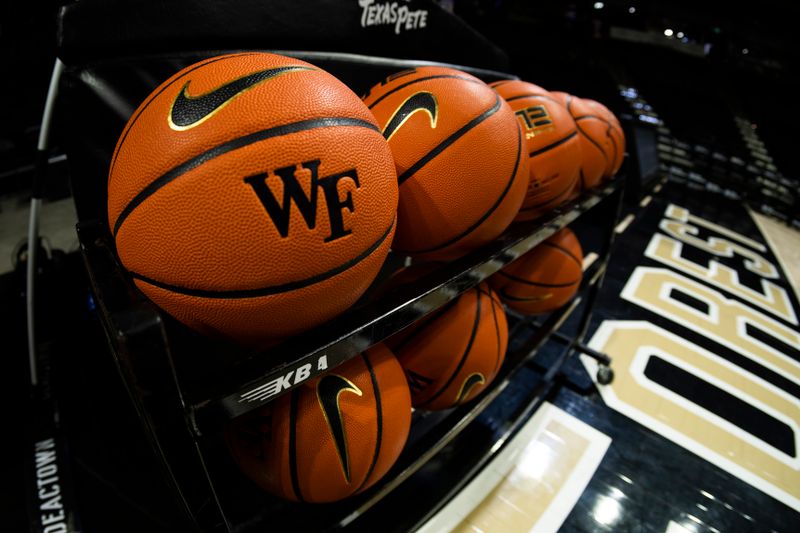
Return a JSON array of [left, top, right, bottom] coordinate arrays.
[[584, 99, 625, 177], [551, 92, 613, 192], [490, 80, 581, 221], [490, 227, 583, 314], [389, 283, 508, 410], [107, 53, 398, 346], [225, 343, 411, 503], [363, 67, 528, 261]]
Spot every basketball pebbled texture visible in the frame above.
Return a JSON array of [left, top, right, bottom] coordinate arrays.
[[225, 343, 411, 503], [388, 282, 508, 410], [490, 80, 581, 221], [108, 53, 398, 346], [550, 92, 614, 192], [583, 98, 625, 177], [489, 227, 584, 315], [363, 66, 528, 262]]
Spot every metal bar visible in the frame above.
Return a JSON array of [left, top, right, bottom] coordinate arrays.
[[546, 331, 612, 365], [273, 50, 518, 82]]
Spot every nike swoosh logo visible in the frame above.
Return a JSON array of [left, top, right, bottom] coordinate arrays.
[[168, 65, 314, 130], [317, 374, 363, 483], [382, 91, 438, 141], [455, 372, 485, 404]]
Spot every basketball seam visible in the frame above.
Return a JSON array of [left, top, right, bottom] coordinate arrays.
[[488, 80, 515, 89], [498, 270, 580, 288], [289, 389, 304, 502], [485, 288, 503, 377], [499, 288, 551, 302], [607, 130, 619, 173], [417, 290, 482, 408], [355, 352, 383, 494], [366, 74, 484, 110], [397, 93, 502, 185], [109, 52, 263, 180], [519, 174, 577, 211], [575, 114, 612, 125], [129, 218, 395, 298], [475, 285, 503, 308], [391, 297, 461, 353], [112, 117, 381, 237], [394, 114, 523, 255], [528, 130, 578, 158], [542, 241, 583, 268], [575, 120, 609, 163], [505, 93, 561, 105]]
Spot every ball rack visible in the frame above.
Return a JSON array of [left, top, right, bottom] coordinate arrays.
[[28, 11, 630, 522], [75, 170, 623, 531]]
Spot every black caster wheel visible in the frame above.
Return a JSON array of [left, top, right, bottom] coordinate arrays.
[[597, 365, 614, 385]]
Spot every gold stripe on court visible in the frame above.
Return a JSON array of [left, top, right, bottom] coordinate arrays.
[[418, 403, 610, 533]]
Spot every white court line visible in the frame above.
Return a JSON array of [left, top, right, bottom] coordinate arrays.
[[583, 252, 599, 272], [615, 214, 636, 234]]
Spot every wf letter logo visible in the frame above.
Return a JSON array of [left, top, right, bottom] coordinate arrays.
[[244, 160, 360, 242]]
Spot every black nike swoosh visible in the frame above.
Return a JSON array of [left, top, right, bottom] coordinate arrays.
[[382, 92, 437, 141], [317, 374, 362, 483], [169, 65, 314, 130], [455, 372, 485, 404]]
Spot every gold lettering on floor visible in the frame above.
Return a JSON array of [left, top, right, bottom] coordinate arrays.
[[585, 320, 800, 511]]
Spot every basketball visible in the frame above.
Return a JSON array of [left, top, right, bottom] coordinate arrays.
[[363, 66, 528, 261], [583, 98, 625, 177], [388, 282, 508, 410], [224, 343, 411, 503], [490, 80, 581, 221], [107, 53, 398, 346], [551, 92, 613, 192], [489, 227, 583, 314]]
